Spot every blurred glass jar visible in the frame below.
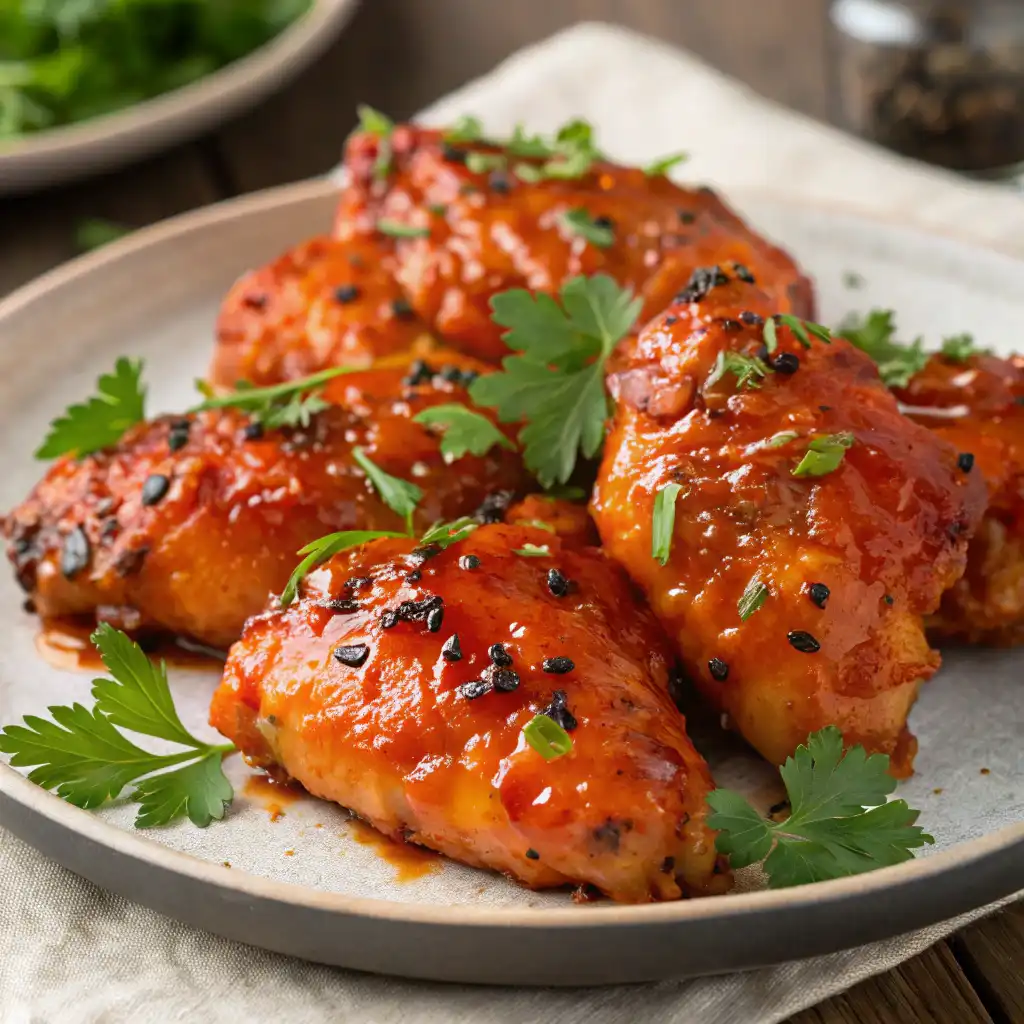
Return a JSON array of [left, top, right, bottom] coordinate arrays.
[[830, 0, 1024, 177]]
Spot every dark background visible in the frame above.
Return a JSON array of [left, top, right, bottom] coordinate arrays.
[[0, 4, 1020, 1021]]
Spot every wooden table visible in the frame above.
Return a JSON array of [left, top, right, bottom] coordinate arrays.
[[0, 2, 1019, 1021]]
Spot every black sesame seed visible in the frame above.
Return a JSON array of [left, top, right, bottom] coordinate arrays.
[[772, 352, 800, 374], [167, 419, 190, 451], [739, 310, 764, 326], [678, 209, 697, 224], [441, 634, 462, 662], [334, 284, 361, 304], [664, 315, 679, 326], [61, 527, 90, 579], [459, 679, 492, 700], [442, 143, 467, 164], [475, 490, 513, 524], [113, 546, 149, 577], [459, 554, 481, 570], [787, 630, 821, 654], [489, 643, 513, 666], [346, 576, 373, 589], [525, 848, 540, 860], [324, 598, 359, 613], [957, 452, 975, 474], [410, 544, 443, 563], [402, 359, 435, 387], [808, 583, 830, 609], [884, 594, 895, 606], [392, 298, 415, 320], [141, 474, 170, 507], [661, 856, 675, 874], [243, 421, 264, 441], [334, 644, 369, 668], [489, 172, 511, 193], [676, 265, 728, 304], [592, 215, 614, 230], [426, 605, 444, 633], [541, 689, 577, 731], [708, 657, 729, 682], [459, 369, 479, 387], [720, 318, 742, 333], [397, 595, 443, 622], [733, 263, 756, 284], [242, 292, 267, 310], [405, 569, 422, 583], [492, 667, 520, 692], [381, 610, 399, 628], [546, 568, 569, 597], [667, 665, 688, 711], [818, 404, 832, 412], [542, 656, 574, 674], [439, 364, 464, 383]]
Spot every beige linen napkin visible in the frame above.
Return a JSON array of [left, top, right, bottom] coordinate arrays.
[[2, 22, 1022, 1024]]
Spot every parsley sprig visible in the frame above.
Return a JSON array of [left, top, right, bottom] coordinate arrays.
[[412, 404, 515, 461], [764, 314, 833, 353], [470, 274, 643, 486], [0, 624, 233, 828], [706, 351, 771, 392], [838, 310, 928, 387], [707, 727, 933, 888], [792, 432, 854, 478]]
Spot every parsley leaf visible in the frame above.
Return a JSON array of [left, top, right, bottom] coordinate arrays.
[[838, 310, 929, 387], [377, 219, 430, 239], [765, 430, 800, 448], [351, 447, 423, 533], [36, 357, 146, 460], [706, 726, 933, 887], [466, 151, 506, 174], [705, 351, 771, 392], [191, 366, 354, 429], [793, 432, 854, 478], [413, 404, 515, 461], [738, 578, 768, 621], [514, 543, 551, 557], [280, 529, 404, 607], [523, 714, 573, 761], [560, 208, 615, 248], [941, 333, 982, 362], [418, 516, 479, 549], [764, 314, 833, 353], [643, 152, 689, 177], [652, 482, 684, 566], [357, 104, 393, 180], [445, 115, 484, 143], [0, 624, 234, 828], [470, 274, 642, 486]]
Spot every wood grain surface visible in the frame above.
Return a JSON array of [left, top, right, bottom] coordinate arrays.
[[0, 2, 1019, 1021]]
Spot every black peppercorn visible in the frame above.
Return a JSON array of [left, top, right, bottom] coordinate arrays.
[[708, 658, 729, 682], [334, 644, 370, 668], [542, 656, 574, 674], [441, 634, 462, 662], [808, 583, 830, 609], [459, 680, 492, 700], [61, 527, 90, 579], [492, 667, 520, 692], [957, 452, 975, 474], [772, 353, 800, 374], [334, 284, 361, 304]]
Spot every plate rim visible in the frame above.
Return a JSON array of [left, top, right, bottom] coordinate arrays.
[[1, 175, 1021, 934]]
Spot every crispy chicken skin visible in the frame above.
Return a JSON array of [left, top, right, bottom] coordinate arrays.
[[210, 524, 727, 903], [210, 235, 429, 388], [335, 124, 814, 362], [894, 352, 1024, 644], [6, 354, 527, 649], [591, 275, 987, 776]]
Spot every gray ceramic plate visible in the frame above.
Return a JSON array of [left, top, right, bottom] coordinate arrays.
[[0, 1, 358, 195], [0, 180, 1021, 987]]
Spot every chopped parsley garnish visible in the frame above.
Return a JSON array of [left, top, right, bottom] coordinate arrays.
[[418, 516, 479, 549], [191, 366, 355, 429], [514, 543, 551, 557], [444, 114, 484, 143], [470, 274, 642, 486], [413, 404, 515, 461], [793, 432, 854, 478], [766, 430, 800, 448], [652, 482, 684, 566], [705, 350, 771, 392], [465, 152, 506, 174], [522, 713, 573, 760], [0, 624, 233, 828], [643, 152, 689, 177], [764, 314, 833, 353], [560, 208, 615, 248], [357, 104, 394, 180], [838, 310, 928, 387], [940, 333, 982, 362], [738, 578, 769, 621], [376, 219, 430, 239], [707, 726, 933, 888], [280, 530, 404, 607], [352, 447, 423, 533], [36, 357, 147, 460]]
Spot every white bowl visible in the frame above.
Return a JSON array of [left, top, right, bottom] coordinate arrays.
[[0, 0, 359, 195]]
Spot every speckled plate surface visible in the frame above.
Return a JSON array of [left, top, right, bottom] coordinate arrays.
[[0, 180, 1021, 987], [0, 1, 358, 195]]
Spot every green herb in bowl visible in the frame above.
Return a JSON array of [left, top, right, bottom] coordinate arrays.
[[0, 0, 312, 140]]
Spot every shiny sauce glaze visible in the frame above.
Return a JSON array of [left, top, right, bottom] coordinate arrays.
[[335, 124, 815, 361], [592, 273, 987, 776], [210, 524, 728, 903], [894, 352, 1024, 644]]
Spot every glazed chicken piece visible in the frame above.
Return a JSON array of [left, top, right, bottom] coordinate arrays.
[[504, 494, 599, 548], [893, 352, 1024, 645], [591, 271, 987, 776], [210, 523, 727, 903], [210, 235, 431, 388], [335, 124, 814, 362], [6, 354, 527, 649]]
